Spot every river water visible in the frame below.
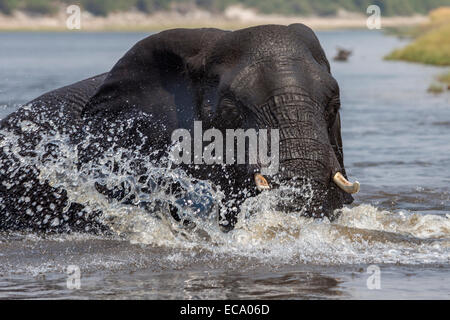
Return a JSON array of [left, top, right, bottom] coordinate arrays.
[[0, 30, 449, 299]]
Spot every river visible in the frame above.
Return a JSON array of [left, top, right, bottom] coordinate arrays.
[[0, 30, 449, 299]]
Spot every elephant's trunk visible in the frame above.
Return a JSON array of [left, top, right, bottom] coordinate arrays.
[[251, 96, 357, 218]]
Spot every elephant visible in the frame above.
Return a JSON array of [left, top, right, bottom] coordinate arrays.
[[0, 24, 359, 234]]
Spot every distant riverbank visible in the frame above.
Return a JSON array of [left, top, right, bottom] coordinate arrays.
[[385, 7, 450, 66], [385, 7, 450, 93], [0, 6, 428, 32]]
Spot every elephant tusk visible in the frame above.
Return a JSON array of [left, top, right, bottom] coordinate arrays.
[[254, 173, 270, 191], [333, 172, 360, 194]]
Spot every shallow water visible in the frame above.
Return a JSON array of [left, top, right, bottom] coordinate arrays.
[[0, 30, 449, 299]]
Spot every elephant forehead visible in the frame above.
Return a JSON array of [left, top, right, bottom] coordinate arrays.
[[234, 25, 307, 50], [228, 57, 330, 102], [210, 26, 315, 65]]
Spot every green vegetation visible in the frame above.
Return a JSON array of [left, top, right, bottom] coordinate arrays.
[[438, 71, 450, 85], [428, 82, 445, 93], [0, 0, 56, 14], [386, 7, 450, 93], [1, 0, 450, 16], [385, 7, 450, 66], [136, 0, 171, 13], [385, 24, 450, 65], [0, 0, 16, 14], [233, 0, 450, 16], [433, 71, 450, 93]]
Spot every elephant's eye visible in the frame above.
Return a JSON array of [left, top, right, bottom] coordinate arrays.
[[217, 96, 242, 125], [220, 97, 236, 108]]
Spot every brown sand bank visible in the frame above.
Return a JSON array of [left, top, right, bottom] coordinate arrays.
[[0, 6, 428, 32]]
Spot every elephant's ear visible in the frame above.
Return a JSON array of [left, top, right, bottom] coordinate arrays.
[[83, 28, 227, 126]]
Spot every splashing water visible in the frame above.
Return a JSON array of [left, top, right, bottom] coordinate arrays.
[[1, 107, 449, 267]]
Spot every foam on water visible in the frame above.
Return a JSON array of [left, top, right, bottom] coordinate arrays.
[[1, 108, 449, 268], [205, 203, 449, 265]]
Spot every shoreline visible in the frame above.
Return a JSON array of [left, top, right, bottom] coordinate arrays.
[[384, 7, 450, 67], [0, 7, 428, 32]]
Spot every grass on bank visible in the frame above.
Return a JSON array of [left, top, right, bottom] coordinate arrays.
[[385, 7, 450, 66], [428, 82, 445, 93], [426, 71, 450, 93], [437, 71, 450, 84]]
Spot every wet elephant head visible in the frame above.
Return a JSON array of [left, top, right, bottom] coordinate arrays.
[[83, 24, 359, 225]]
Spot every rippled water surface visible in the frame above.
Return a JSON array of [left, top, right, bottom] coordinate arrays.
[[0, 30, 449, 299]]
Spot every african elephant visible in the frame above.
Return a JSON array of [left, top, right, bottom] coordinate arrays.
[[0, 24, 359, 233]]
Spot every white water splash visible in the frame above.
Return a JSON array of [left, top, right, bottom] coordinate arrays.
[[1, 111, 449, 266]]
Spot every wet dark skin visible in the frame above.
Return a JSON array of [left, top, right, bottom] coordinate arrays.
[[0, 24, 355, 233]]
